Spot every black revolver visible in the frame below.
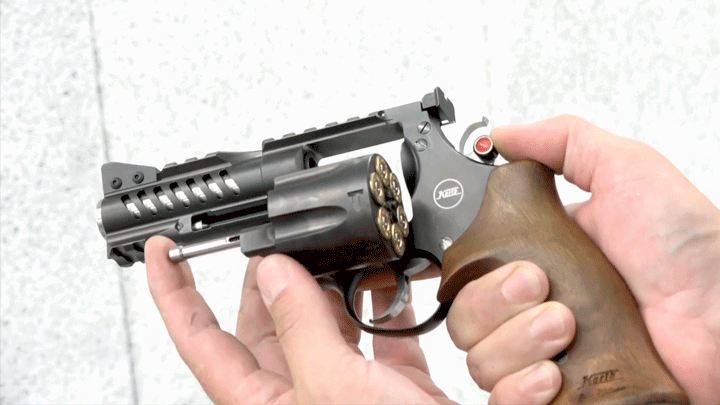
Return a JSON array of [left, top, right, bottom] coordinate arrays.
[[96, 88, 687, 404]]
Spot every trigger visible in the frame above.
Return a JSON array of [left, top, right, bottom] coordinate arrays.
[[369, 272, 410, 324]]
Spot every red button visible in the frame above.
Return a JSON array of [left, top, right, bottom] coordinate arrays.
[[474, 136, 493, 155]]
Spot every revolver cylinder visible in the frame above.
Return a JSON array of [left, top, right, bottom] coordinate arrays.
[[240, 154, 408, 275]]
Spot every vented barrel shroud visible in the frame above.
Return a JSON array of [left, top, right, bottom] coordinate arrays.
[[97, 152, 267, 266]]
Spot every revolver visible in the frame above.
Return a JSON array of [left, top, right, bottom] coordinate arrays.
[[96, 88, 687, 404]]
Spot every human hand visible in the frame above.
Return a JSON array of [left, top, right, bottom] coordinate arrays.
[[145, 236, 454, 404], [446, 115, 720, 405]]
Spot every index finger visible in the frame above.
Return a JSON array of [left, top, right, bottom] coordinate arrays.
[[145, 236, 291, 403]]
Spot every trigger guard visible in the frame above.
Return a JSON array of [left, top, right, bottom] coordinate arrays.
[[338, 270, 451, 337]]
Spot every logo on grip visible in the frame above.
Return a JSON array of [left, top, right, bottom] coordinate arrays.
[[433, 179, 464, 209], [579, 369, 620, 389]]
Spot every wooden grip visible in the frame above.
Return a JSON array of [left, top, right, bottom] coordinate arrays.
[[438, 161, 688, 405]]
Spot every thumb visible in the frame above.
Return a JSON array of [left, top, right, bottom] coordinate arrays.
[[255, 254, 357, 392], [490, 114, 645, 192]]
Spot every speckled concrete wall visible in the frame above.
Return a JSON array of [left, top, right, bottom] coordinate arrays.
[[1, 0, 718, 404]]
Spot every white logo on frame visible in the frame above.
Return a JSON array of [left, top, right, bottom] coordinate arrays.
[[433, 179, 464, 209]]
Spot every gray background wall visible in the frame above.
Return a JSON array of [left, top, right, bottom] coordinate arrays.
[[1, 0, 718, 404]]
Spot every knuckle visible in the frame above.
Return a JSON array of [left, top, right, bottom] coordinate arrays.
[[466, 349, 500, 391], [630, 138, 660, 157], [448, 261, 551, 352], [447, 287, 492, 351], [558, 113, 590, 128], [269, 292, 304, 342], [446, 316, 473, 351]]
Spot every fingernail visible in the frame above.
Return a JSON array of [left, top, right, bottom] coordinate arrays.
[[530, 307, 566, 341], [522, 363, 555, 396], [256, 256, 290, 305], [501, 266, 541, 304]]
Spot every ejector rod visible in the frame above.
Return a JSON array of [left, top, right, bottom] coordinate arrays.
[[169, 236, 242, 262]]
